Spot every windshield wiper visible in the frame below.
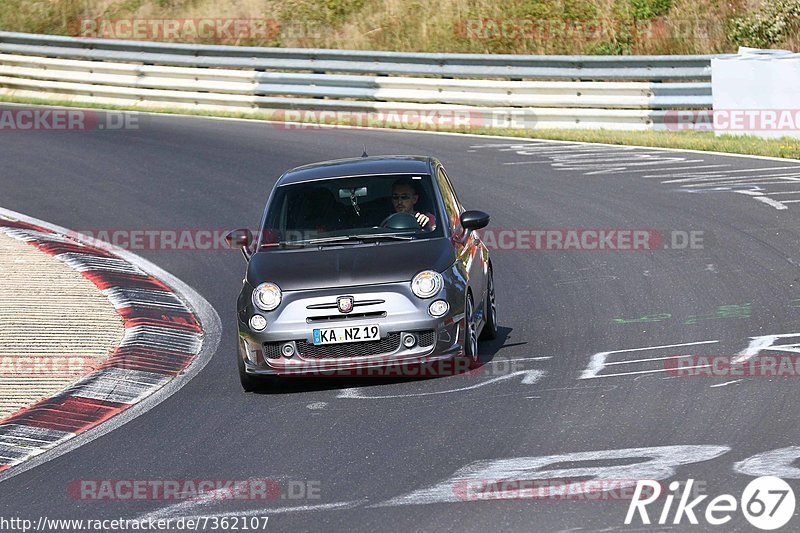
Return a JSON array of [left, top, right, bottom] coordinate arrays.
[[306, 236, 360, 245], [280, 236, 364, 247], [260, 241, 312, 249], [265, 233, 415, 248], [351, 233, 415, 241]]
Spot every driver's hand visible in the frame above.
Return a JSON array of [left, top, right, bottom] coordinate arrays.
[[415, 212, 430, 228]]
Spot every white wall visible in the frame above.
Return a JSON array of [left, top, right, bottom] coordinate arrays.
[[711, 48, 800, 139]]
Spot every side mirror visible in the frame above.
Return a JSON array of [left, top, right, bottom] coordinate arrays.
[[460, 210, 490, 231], [226, 228, 252, 249]]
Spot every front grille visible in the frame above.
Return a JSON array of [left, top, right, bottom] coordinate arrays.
[[418, 330, 435, 347], [263, 342, 282, 360], [306, 311, 386, 323], [306, 298, 385, 310], [297, 333, 401, 359]]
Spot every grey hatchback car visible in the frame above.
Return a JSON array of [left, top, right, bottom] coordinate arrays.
[[226, 155, 497, 391]]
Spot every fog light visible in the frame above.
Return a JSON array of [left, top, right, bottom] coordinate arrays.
[[281, 343, 295, 358], [249, 314, 267, 331], [428, 300, 449, 317], [402, 334, 417, 348]]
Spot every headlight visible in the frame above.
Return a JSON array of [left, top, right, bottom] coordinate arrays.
[[411, 270, 443, 299], [252, 282, 282, 311]]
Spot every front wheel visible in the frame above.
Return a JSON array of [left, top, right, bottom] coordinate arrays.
[[480, 267, 498, 340], [464, 293, 478, 361]]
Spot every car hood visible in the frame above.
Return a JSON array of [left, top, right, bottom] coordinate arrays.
[[247, 238, 456, 291]]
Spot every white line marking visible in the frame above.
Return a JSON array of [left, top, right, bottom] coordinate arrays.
[[549, 151, 668, 160], [663, 172, 800, 184], [494, 145, 625, 155], [617, 164, 730, 175], [337, 369, 545, 399], [502, 160, 554, 165], [554, 275, 617, 286], [136, 479, 266, 520], [679, 177, 800, 188], [733, 333, 800, 364], [486, 356, 552, 364], [554, 159, 695, 170], [647, 165, 800, 179], [710, 379, 744, 388], [603, 354, 702, 366], [585, 364, 712, 379], [581, 354, 610, 379], [136, 474, 365, 522], [754, 196, 789, 210], [688, 181, 800, 189], [582, 162, 707, 175], [551, 154, 681, 163], [178, 501, 364, 517], [376, 445, 730, 507], [734, 447, 800, 478], [579, 340, 718, 379]]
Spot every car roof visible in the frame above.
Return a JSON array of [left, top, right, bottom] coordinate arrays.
[[276, 155, 435, 186]]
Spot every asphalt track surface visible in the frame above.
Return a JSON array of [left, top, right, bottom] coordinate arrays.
[[2, 105, 800, 532]]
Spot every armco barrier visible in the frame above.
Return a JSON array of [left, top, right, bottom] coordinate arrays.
[[0, 32, 723, 130]]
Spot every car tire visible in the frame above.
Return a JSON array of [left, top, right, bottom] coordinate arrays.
[[464, 292, 478, 361], [480, 266, 498, 341]]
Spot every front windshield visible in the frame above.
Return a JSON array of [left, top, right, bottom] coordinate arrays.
[[259, 173, 444, 247]]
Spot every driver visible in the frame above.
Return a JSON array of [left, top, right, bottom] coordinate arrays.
[[391, 178, 436, 231]]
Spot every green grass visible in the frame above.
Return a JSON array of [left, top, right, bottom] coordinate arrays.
[[2, 93, 798, 160]]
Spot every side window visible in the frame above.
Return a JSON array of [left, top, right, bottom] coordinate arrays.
[[441, 168, 465, 214], [436, 166, 461, 234]]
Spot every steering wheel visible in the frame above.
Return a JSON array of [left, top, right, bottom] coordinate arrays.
[[379, 212, 420, 230]]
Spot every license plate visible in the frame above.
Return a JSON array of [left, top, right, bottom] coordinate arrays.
[[313, 324, 380, 345]]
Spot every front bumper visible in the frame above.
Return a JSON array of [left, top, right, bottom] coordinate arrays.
[[237, 281, 465, 376]]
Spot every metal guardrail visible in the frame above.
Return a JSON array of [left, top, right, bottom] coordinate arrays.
[[0, 31, 719, 130]]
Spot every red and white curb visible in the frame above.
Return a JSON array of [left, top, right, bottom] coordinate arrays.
[[0, 208, 220, 479]]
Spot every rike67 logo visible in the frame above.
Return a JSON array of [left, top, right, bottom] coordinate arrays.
[[626, 477, 795, 530]]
